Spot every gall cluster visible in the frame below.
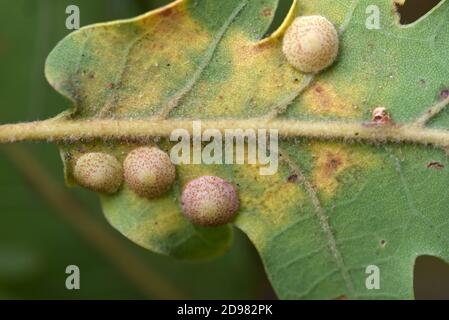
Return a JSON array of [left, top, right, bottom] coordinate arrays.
[[73, 147, 239, 227]]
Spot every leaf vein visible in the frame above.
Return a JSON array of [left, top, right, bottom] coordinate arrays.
[[280, 148, 356, 297], [155, 0, 248, 119]]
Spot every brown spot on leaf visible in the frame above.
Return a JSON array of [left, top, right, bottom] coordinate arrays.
[[160, 8, 173, 17], [325, 156, 343, 175], [427, 162, 444, 170], [312, 145, 349, 196], [311, 143, 378, 198], [314, 85, 324, 94], [252, 39, 274, 52], [303, 82, 359, 117], [262, 7, 273, 17], [287, 174, 298, 183], [440, 89, 449, 100]]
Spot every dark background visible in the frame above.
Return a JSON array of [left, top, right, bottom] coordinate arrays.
[[0, 0, 447, 299]]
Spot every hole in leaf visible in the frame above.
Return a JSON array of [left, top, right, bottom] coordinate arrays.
[[264, 0, 294, 37], [414, 255, 449, 299], [395, 0, 442, 25]]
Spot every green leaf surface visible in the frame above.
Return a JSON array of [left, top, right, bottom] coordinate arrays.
[[45, 0, 449, 299]]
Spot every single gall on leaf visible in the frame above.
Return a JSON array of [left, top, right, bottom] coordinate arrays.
[[74, 152, 123, 194], [282, 15, 339, 73], [124, 147, 176, 199], [181, 176, 240, 227]]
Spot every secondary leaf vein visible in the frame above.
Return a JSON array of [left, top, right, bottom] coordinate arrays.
[[280, 149, 356, 297]]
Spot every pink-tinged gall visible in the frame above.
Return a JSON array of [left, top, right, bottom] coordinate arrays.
[[74, 152, 123, 194], [124, 147, 176, 199], [181, 176, 240, 227]]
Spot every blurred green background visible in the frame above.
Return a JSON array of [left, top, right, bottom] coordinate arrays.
[[0, 0, 447, 300]]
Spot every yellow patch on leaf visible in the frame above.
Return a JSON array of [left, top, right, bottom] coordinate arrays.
[[310, 142, 378, 198], [236, 163, 304, 226], [176, 164, 223, 188], [302, 82, 361, 117], [113, 2, 212, 117], [181, 31, 302, 117], [233, 162, 305, 252]]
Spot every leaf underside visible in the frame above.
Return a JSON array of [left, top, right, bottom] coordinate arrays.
[[45, 0, 449, 299]]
